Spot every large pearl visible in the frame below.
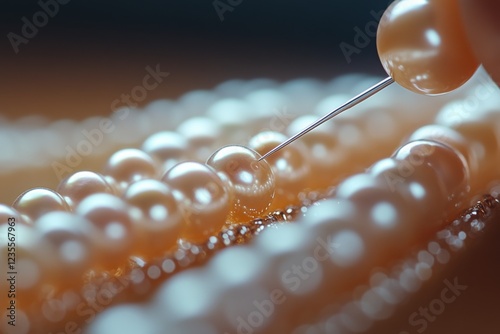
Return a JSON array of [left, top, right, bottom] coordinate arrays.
[[35, 212, 97, 287], [141, 131, 188, 172], [162, 162, 230, 243], [206, 146, 275, 222], [0, 204, 31, 225], [124, 179, 183, 258], [377, 0, 478, 94], [249, 131, 310, 209], [76, 194, 135, 269], [104, 149, 159, 190], [13, 188, 69, 222], [57, 171, 116, 208], [391, 139, 470, 221], [0, 223, 51, 307]]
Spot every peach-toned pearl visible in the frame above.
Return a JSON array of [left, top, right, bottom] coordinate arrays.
[[13, 188, 69, 222], [206, 146, 275, 222], [177, 117, 222, 161], [0, 223, 51, 308], [141, 131, 188, 172], [162, 162, 230, 243], [76, 194, 135, 269], [369, 157, 447, 230], [124, 179, 183, 258], [35, 212, 96, 287], [449, 118, 500, 190], [377, 0, 478, 94], [57, 171, 115, 208], [408, 125, 477, 175], [391, 140, 470, 221], [335, 174, 419, 261], [0, 204, 31, 225], [249, 131, 310, 209], [104, 149, 159, 190], [287, 116, 350, 189]]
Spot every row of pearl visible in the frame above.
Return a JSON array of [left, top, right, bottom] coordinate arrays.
[[85, 80, 500, 334], [0, 74, 459, 310], [0, 73, 460, 205], [0, 72, 495, 333]]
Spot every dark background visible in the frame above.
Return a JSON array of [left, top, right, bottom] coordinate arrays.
[[0, 0, 391, 119]]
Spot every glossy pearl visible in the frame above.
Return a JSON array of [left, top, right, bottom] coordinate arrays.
[[76, 193, 135, 269], [104, 149, 159, 190], [57, 171, 116, 208], [249, 131, 310, 209], [0, 204, 31, 225], [177, 117, 222, 161], [13, 188, 69, 222], [162, 162, 230, 243], [377, 0, 478, 94], [335, 174, 419, 260], [0, 223, 50, 307], [35, 212, 97, 287], [141, 131, 188, 172], [124, 179, 183, 258], [206, 146, 275, 222], [391, 139, 470, 220]]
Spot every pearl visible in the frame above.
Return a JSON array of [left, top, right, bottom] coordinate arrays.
[[377, 0, 478, 94], [391, 139, 470, 220], [0, 223, 50, 307], [76, 193, 135, 269], [287, 116, 350, 188], [13, 188, 69, 222], [104, 149, 159, 190], [57, 171, 116, 208], [206, 146, 275, 222], [141, 131, 188, 172], [35, 212, 97, 287], [0, 204, 31, 225], [249, 131, 310, 209], [124, 179, 183, 258], [335, 174, 419, 259], [162, 162, 230, 243], [177, 117, 222, 161]]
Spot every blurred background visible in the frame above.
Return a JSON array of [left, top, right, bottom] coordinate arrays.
[[1, 0, 390, 120]]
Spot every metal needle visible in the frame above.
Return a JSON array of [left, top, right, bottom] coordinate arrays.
[[258, 76, 395, 161]]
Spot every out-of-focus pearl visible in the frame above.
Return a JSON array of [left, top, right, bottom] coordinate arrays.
[[35, 212, 96, 287], [76, 194, 135, 269], [377, 0, 478, 94], [335, 174, 419, 260], [0, 204, 31, 225], [391, 139, 470, 220], [249, 131, 309, 209], [162, 162, 230, 243], [177, 117, 222, 161], [287, 116, 349, 188], [141, 131, 188, 172], [206, 146, 275, 222], [13, 188, 69, 222], [124, 179, 183, 258], [0, 223, 50, 307], [57, 171, 116, 208], [104, 149, 159, 190], [408, 125, 476, 175]]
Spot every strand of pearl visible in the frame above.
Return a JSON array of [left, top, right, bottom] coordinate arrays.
[[83, 72, 500, 334], [0, 72, 494, 334]]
